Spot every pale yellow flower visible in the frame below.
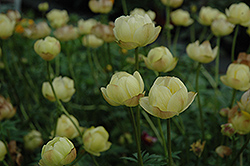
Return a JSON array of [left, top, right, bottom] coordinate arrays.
[[211, 19, 235, 37], [23, 22, 51, 39], [0, 141, 7, 161], [46, 9, 69, 28], [53, 25, 79, 41], [238, 89, 250, 114], [0, 96, 16, 121], [23, 130, 43, 151], [199, 6, 226, 26], [38, 2, 49, 12], [0, 14, 15, 39], [78, 18, 98, 35], [170, 9, 194, 27], [130, 8, 156, 21], [88, 0, 114, 14], [160, 0, 183, 8], [231, 111, 250, 135], [82, 34, 104, 48]]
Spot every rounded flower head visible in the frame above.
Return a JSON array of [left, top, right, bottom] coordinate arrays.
[[0, 14, 15, 39], [82, 126, 112, 156], [91, 22, 115, 43], [186, 40, 218, 64], [143, 46, 178, 73], [231, 111, 250, 135], [238, 89, 250, 113], [39, 137, 76, 166], [53, 114, 83, 139], [38, 2, 49, 12], [89, 0, 114, 14], [211, 19, 235, 37], [6, 10, 21, 22], [160, 0, 183, 8], [23, 130, 43, 151], [46, 9, 69, 28], [113, 14, 161, 50], [23, 21, 51, 39], [130, 8, 156, 21], [42, 76, 76, 102], [82, 34, 104, 48], [0, 141, 7, 161], [78, 18, 98, 35], [198, 6, 226, 26], [226, 2, 250, 26], [53, 25, 79, 41], [139, 76, 197, 119], [34, 36, 61, 61], [220, 63, 250, 91], [101, 71, 144, 107], [0, 95, 16, 121], [170, 9, 194, 27]]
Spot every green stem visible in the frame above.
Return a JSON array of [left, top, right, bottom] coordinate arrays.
[[90, 154, 100, 166], [229, 89, 237, 109], [196, 63, 205, 140], [55, 55, 60, 76], [2, 160, 9, 166], [121, 0, 128, 15], [167, 119, 173, 166], [157, 118, 168, 164], [231, 25, 239, 62], [136, 106, 141, 145], [229, 134, 250, 166], [199, 26, 207, 42], [107, 42, 112, 69], [135, 47, 139, 71], [46, 61, 82, 138], [215, 37, 221, 88], [166, 5, 171, 47], [173, 26, 181, 56], [190, 22, 195, 42], [129, 107, 143, 166]]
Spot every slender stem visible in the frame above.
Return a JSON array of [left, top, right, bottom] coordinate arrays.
[[2, 160, 9, 166], [215, 37, 221, 88], [129, 107, 143, 166], [121, 0, 128, 15], [190, 22, 195, 42], [167, 119, 173, 166], [107, 42, 112, 69], [46, 61, 82, 138], [240, 136, 244, 166], [90, 154, 100, 166], [173, 26, 181, 56], [157, 118, 168, 164], [55, 55, 60, 76], [229, 134, 250, 166], [199, 26, 207, 42], [231, 25, 239, 62], [135, 47, 139, 71], [229, 89, 237, 109], [136, 106, 141, 145], [196, 63, 205, 140], [166, 5, 171, 47]]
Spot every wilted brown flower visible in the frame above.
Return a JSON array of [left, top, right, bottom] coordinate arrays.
[[215, 145, 232, 158], [23, 21, 51, 39], [0, 96, 16, 121], [234, 52, 250, 68], [53, 25, 79, 41], [190, 139, 206, 157], [91, 22, 115, 42]]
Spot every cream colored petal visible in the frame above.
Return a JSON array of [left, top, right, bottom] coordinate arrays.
[[167, 77, 187, 94], [179, 92, 197, 114], [163, 57, 178, 72], [117, 40, 139, 50], [133, 71, 144, 93], [220, 75, 230, 87], [101, 87, 121, 106], [124, 93, 144, 107], [133, 23, 155, 46], [106, 84, 130, 103], [166, 87, 188, 112], [114, 18, 132, 42], [125, 76, 140, 97], [143, 56, 154, 70], [146, 26, 161, 45]]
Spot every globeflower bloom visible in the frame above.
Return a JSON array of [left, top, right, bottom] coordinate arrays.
[[130, 8, 156, 21], [39, 137, 76, 166], [53, 25, 79, 41], [38, 2, 49, 12], [113, 14, 161, 50], [0, 14, 15, 39], [23, 21, 51, 39], [46, 9, 69, 28], [83, 126, 112, 156], [0, 95, 16, 121], [238, 89, 250, 113], [170, 9, 194, 27], [0, 141, 7, 161], [143, 46, 178, 73], [77, 18, 98, 35], [231, 111, 250, 135], [88, 0, 114, 14], [186, 40, 218, 64], [42, 76, 76, 102], [220, 63, 250, 91], [198, 6, 226, 26], [139, 76, 196, 119], [211, 19, 235, 37], [34, 36, 61, 61], [160, 0, 183, 8], [91, 22, 115, 43], [101, 71, 144, 107], [23, 130, 43, 151], [82, 34, 104, 48]]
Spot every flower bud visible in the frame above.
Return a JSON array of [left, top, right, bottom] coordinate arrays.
[[0, 96, 16, 121], [211, 19, 235, 37], [190, 140, 206, 157], [198, 6, 226, 26], [77, 18, 97, 35], [23, 22, 51, 39], [82, 126, 112, 156], [113, 14, 161, 50], [42, 76, 75, 102], [220, 63, 250, 91], [160, 0, 183, 8], [170, 9, 194, 27], [238, 89, 250, 113], [186, 40, 218, 64], [215, 146, 232, 158], [23, 130, 43, 151], [0, 141, 7, 161], [130, 8, 156, 21], [34, 36, 61, 61], [88, 0, 114, 14], [231, 111, 250, 135], [39, 137, 76, 166], [219, 108, 229, 117], [91, 22, 115, 43], [46, 9, 69, 28], [53, 25, 79, 41], [101, 71, 144, 107], [0, 14, 15, 39], [38, 2, 49, 12], [140, 76, 196, 119], [53, 114, 83, 139], [221, 123, 236, 137], [118, 132, 133, 145], [143, 46, 178, 73], [226, 2, 250, 26], [82, 34, 104, 48]]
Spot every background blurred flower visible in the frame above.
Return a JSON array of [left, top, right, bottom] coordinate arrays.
[[221, 123, 236, 137], [130, 8, 156, 21], [6, 10, 21, 22], [190, 139, 206, 157], [88, 0, 114, 14], [198, 6, 226, 26], [101, 71, 144, 107], [186, 40, 218, 64], [54, 25, 79, 41], [238, 89, 250, 113], [78, 18, 97, 35], [160, 0, 183, 8], [0, 14, 15, 39], [231, 110, 250, 135], [23, 130, 43, 151], [215, 145, 232, 158], [170, 9, 194, 27], [82, 34, 104, 48], [211, 18, 235, 37], [83, 126, 112, 156], [46, 9, 69, 28], [113, 14, 161, 50], [140, 76, 196, 119], [0, 141, 7, 161], [23, 22, 51, 39], [38, 2, 49, 12], [0, 95, 16, 121], [91, 22, 115, 42]]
